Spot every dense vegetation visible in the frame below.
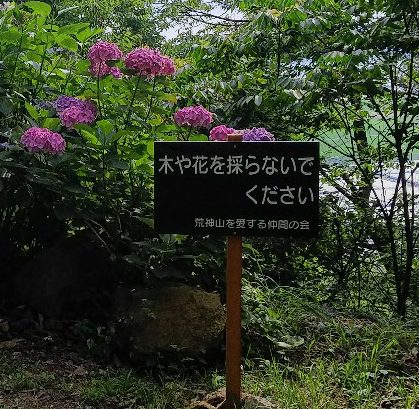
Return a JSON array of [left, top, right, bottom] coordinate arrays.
[[1, 0, 419, 407]]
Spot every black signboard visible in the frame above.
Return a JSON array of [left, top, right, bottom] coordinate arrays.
[[154, 141, 319, 237]]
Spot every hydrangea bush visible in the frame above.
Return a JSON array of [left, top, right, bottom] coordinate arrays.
[[0, 2, 182, 271], [0, 1, 275, 283]]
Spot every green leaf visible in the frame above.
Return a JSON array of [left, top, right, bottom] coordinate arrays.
[[148, 116, 163, 126], [24, 1, 52, 17], [147, 140, 154, 156], [190, 134, 208, 141], [108, 159, 129, 170], [255, 95, 262, 106], [139, 217, 154, 228], [0, 97, 13, 115], [97, 119, 114, 137], [42, 117, 61, 130], [55, 34, 79, 52], [160, 93, 178, 103], [63, 184, 86, 193], [25, 102, 39, 121], [77, 27, 102, 42], [97, 119, 114, 145], [0, 29, 22, 44], [57, 23, 89, 36], [283, 335, 304, 347]]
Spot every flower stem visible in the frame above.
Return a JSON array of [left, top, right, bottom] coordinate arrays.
[[144, 77, 157, 124], [124, 76, 141, 127], [186, 126, 192, 141], [96, 69, 102, 118]]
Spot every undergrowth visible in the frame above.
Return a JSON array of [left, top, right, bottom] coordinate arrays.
[[1, 280, 418, 408]]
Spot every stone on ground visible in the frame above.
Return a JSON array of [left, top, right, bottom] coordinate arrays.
[[113, 285, 225, 363]]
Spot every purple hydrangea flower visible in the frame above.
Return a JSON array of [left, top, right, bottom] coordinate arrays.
[[54, 96, 84, 113], [87, 41, 123, 78], [209, 125, 236, 141], [59, 100, 97, 129], [124, 47, 175, 77], [21, 127, 66, 154], [242, 127, 274, 141], [174, 105, 213, 128]]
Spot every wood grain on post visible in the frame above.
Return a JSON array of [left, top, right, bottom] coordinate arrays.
[[225, 133, 243, 409]]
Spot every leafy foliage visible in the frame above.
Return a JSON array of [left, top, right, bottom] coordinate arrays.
[[0, 2, 187, 285]]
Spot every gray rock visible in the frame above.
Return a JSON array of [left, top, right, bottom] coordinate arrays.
[[113, 285, 226, 362]]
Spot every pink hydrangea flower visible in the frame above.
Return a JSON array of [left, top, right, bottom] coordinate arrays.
[[124, 47, 175, 77], [59, 99, 97, 129], [174, 105, 213, 128], [110, 67, 123, 79], [21, 127, 66, 154], [209, 125, 236, 141], [87, 41, 123, 78]]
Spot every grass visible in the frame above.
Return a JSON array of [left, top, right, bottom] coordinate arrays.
[[1, 285, 419, 408], [81, 371, 196, 407]]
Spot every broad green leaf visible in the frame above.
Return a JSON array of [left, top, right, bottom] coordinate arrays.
[[77, 27, 103, 42], [0, 97, 13, 115], [79, 130, 99, 145], [57, 22, 89, 36], [108, 159, 129, 170], [159, 93, 178, 103], [55, 34, 79, 52], [139, 217, 154, 228], [63, 184, 86, 193], [97, 120, 114, 145], [97, 119, 114, 137], [74, 123, 97, 135], [255, 95, 262, 106], [25, 102, 39, 121], [112, 130, 132, 142], [148, 116, 163, 126], [42, 117, 61, 130], [24, 1, 51, 17], [0, 29, 22, 44]]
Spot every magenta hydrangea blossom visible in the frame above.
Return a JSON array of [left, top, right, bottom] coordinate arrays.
[[174, 105, 213, 128], [59, 99, 97, 129], [209, 125, 236, 141], [54, 96, 85, 113], [110, 67, 123, 79], [124, 47, 175, 77], [21, 127, 66, 154], [87, 41, 123, 78], [242, 127, 275, 141]]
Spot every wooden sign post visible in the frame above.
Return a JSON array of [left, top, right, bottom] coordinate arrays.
[[225, 133, 243, 409], [154, 139, 320, 408], [226, 235, 243, 408]]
